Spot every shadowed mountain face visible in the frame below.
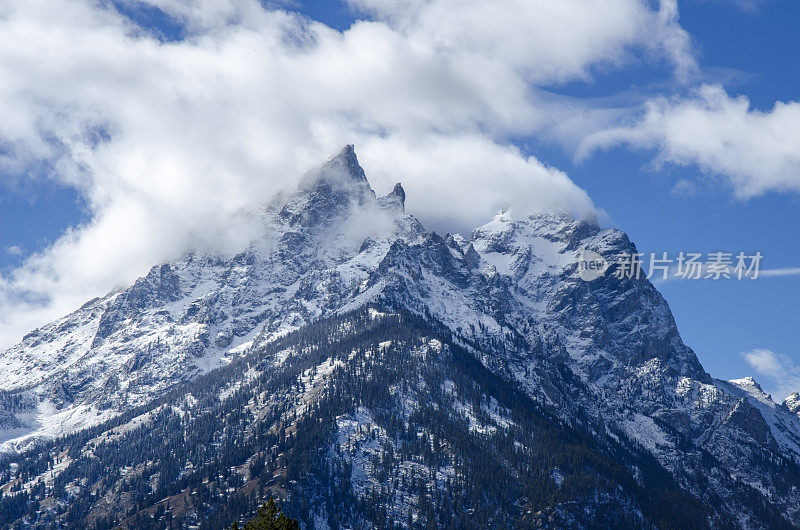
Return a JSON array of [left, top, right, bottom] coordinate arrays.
[[1, 147, 799, 528]]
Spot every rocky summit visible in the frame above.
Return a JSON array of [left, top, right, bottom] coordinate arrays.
[[1, 146, 800, 529]]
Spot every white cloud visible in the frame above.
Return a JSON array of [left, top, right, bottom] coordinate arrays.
[[0, 0, 694, 349], [355, 134, 594, 235], [581, 85, 800, 198], [347, 0, 696, 83], [742, 348, 800, 401]]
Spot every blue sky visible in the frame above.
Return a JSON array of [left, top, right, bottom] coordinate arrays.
[[555, 0, 800, 390], [1, 0, 799, 397]]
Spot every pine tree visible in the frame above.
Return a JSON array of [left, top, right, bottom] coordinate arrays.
[[231, 498, 299, 530]]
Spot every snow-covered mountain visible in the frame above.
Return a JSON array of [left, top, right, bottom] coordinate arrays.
[[0, 146, 423, 452], [1, 146, 799, 528]]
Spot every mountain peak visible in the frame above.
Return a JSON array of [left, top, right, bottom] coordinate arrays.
[[378, 182, 406, 212], [784, 392, 800, 415], [391, 182, 405, 202], [276, 145, 377, 227], [339, 143, 356, 157], [729, 376, 766, 395], [295, 144, 371, 192], [321, 144, 368, 184]]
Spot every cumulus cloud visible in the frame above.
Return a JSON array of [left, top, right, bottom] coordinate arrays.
[[348, 0, 696, 82], [0, 0, 695, 349], [356, 135, 594, 235], [742, 348, 800, 401], [581, 85, 800, 198]]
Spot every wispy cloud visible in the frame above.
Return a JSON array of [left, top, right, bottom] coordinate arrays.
[[691, 0, 766, 13], [671, 178, 698, 197], [655, 266, 800, 283], [760, 268, 800, 278]]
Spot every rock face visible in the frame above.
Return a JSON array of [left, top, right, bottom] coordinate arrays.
[[1, 146, 800, 528]]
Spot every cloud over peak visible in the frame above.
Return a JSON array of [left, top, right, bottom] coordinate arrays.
[[0, 0, 695, 348]]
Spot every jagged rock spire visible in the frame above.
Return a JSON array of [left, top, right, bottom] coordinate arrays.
[[278, 145, 378, 226], [378, 182, 406, 212], [317, 144, 369, 186], [391, 182, 405, 203], [294, 144, 372, 194]]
